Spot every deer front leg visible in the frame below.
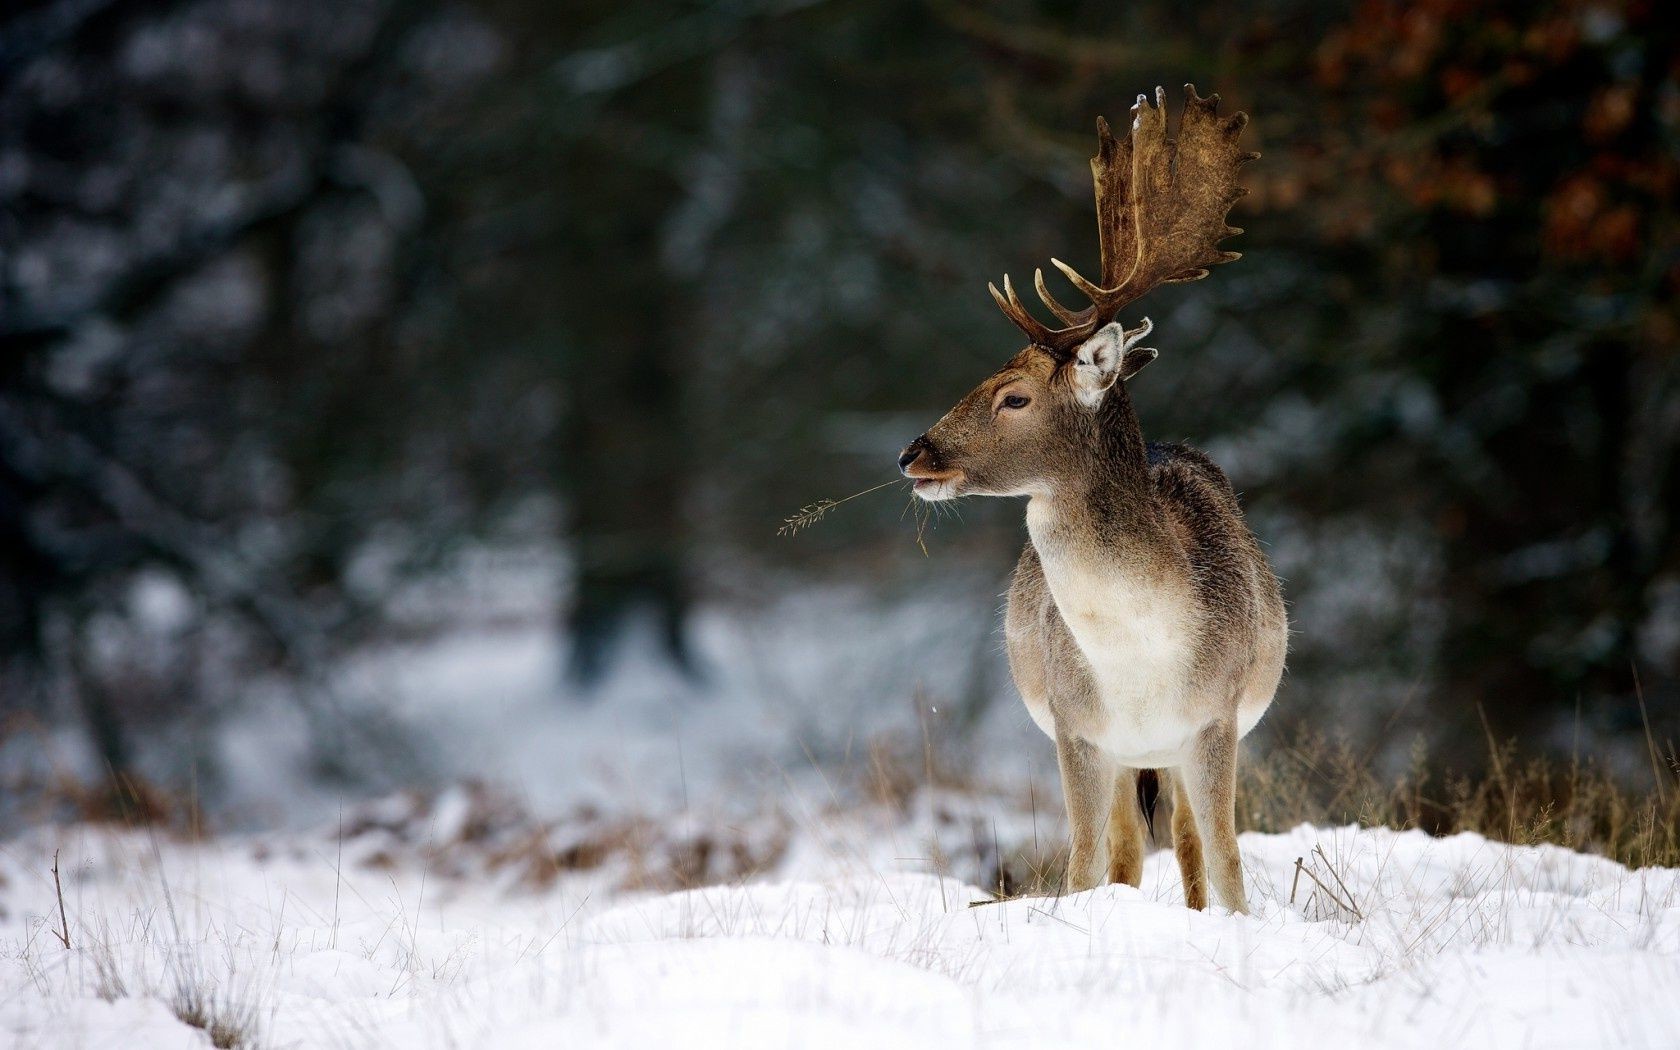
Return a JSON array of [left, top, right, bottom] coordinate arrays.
[[1178, 719, 1248, 913], [1055, 727, 1118, 893]]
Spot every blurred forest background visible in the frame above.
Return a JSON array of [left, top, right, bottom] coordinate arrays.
[[1, 0, 1677, 820]]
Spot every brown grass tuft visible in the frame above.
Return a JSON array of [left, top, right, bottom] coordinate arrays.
[[1241, 727, 1680, 868], [170, 980, 261, 1049]]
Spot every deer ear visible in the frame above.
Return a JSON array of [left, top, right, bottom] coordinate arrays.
[[1072, 319, 1156, 407], [1119, 343, 1158, 381]]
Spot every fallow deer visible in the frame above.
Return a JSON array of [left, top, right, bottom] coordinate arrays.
[[898, 86, 1285, 912]]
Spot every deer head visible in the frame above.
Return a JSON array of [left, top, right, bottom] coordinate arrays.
[[898, 85, 1256, 501]]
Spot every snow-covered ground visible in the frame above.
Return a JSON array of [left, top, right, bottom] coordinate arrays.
[[5, 603, 1679, 1047], [4, 791, 1678, 1049]]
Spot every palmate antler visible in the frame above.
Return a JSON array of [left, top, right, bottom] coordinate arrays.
[[989, 84, 1258, 358]]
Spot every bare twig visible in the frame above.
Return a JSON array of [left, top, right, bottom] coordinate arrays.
[[1313, 844, 1363, 920], [50, 850, 71, 950], [1289, 856, 1304, 906], [1632, 663, 1667, 804], [1296, 850, 1362, 921]]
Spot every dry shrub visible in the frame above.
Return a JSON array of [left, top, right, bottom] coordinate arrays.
[[336, 782, 791, 893], [982, 837, 1066, 900], [491, 808, 791, 892], [838, 731, 1071, 898], [1242, 727, 1680, 868], [861, 732, 981, 812], [0, 768, 196, 834]]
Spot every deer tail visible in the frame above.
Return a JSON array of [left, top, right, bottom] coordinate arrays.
[[1136, 768, 1161, 841]]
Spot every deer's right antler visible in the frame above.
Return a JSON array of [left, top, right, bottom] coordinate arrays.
[[989, 84, 1258, 358]]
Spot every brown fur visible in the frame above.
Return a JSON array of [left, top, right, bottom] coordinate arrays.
[[900, 89, 1279, 911], [902, 342, 1287, 911]]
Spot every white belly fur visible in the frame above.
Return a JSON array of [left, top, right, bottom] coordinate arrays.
[[1060, 567, 1201, 764], [1027, 505, 1206, 766]]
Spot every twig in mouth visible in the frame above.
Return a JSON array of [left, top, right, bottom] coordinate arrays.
[[778, 476, 939, 554], [776, 479, 904, 538]]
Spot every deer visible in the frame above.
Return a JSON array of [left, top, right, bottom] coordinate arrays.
[[897, 86, 1285, 913]]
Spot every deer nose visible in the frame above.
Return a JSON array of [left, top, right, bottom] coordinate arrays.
[[898, 436, 930, 475]]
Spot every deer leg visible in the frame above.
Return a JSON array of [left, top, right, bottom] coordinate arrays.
[[1055, 728, 1118, 893], [1106, 767, 1146, 887], [1168, 770, 1206, 910], [1178, 719, 1248, 913]]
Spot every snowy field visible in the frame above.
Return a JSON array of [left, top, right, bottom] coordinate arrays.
[[5, 613, 1680, 1048], [4, 794, 1679, 1049]]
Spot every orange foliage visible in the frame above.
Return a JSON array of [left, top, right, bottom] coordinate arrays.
[[1297, 0, 1676, 271]]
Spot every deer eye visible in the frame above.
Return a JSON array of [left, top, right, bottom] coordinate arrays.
[[1000, 394, 1030, 411]]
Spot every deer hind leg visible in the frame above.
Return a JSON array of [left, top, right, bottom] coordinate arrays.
[[1178, 719, 1249, 913], [1105, 768, 1146, 887], [1054, 728, 1118, 893], [1168, 770, 1206, 910]]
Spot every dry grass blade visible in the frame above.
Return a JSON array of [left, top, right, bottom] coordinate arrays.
[[908, 494, 931, 556], [1632, 663, 1666, 804], [777, 479, 904, 537]]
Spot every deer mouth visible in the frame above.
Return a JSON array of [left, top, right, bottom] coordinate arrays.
[[910, 471, 964, 501]]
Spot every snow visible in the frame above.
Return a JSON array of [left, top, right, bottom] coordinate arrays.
[[5, 613, 1676, 1047], [4, 810, 1677, 1048]]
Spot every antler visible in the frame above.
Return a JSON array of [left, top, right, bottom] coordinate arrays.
[[988, 84, 1258, 358]]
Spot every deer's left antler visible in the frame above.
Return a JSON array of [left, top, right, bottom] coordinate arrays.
[[989, 84, 1259, 358]]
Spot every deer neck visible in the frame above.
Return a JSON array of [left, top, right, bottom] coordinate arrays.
[[1025, 387, 1193, 679], [1025, 387, 1179, 583]]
